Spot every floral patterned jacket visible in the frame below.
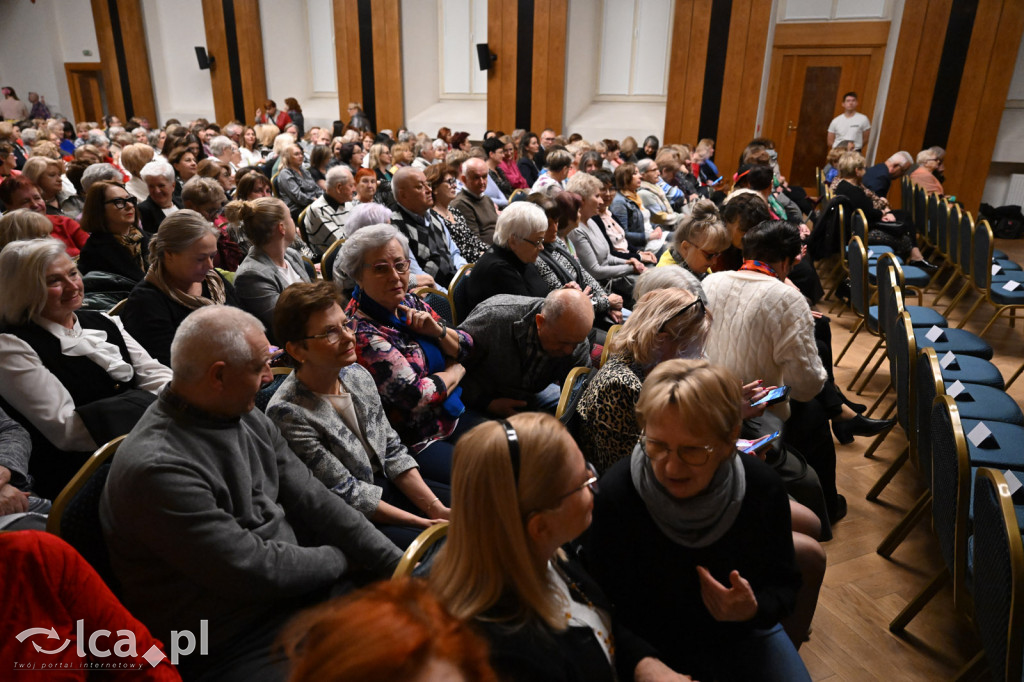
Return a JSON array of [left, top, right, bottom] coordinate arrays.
[[346, 294, 473, 452]]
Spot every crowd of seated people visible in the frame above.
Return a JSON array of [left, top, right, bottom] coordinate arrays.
[[0, 100, 966, 680]]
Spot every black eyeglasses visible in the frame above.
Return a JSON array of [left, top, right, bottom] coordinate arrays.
[[104, 196, 138, 210], [638, 433, 714, 466], [519, 236, 544, 249], [659, 298, 706, 333]]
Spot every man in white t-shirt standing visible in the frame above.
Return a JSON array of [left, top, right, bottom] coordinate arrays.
[[827, 92, 871, 151]]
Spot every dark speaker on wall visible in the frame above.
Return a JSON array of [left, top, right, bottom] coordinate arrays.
[[195, 46, 215, 70], [476, 43, 496, 71]]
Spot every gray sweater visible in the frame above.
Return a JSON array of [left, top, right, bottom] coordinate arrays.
[[100, 389, 401, 654]]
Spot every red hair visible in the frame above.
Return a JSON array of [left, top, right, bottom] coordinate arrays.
[[0, 175, 38, 207], [281, 577, 496, 682], [354, 167, 377, 183]]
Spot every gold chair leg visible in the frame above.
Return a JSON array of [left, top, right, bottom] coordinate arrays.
[[890, 569, 949, 633], [931, 273, 958, 307], [866, 444, 908, 499], [1007, 360, 1024, 390], [856, 351, 888, 395], [835, 319, 864, 366], [941, 283, 971, 318], [977, 306, 1007, 339], [956, 296, 987, 329], [876, 492, 931, 558], [865, 385, 892, 418], [952, 651, 986, 682], [846, 338, 883, 390]]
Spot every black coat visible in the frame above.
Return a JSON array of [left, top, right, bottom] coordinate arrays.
[[138, 197, 183, 236], [467, 245, 548, 313], [77, 230, 150, 283], [475, 556, 657, 682]]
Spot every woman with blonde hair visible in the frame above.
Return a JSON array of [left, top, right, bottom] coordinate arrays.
[[0, 209, 52, 251], [121, 209, 240, 365], [120, 143, 155, 200], [429, 412, 685, 681], [657, 198, 730, 278], [229, 196, 311, 338], [276, 143, 322, 221], [587, 360, 810, 682], [20, 156, 69, 217]]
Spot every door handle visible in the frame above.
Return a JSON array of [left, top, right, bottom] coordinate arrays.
[[787, 121, 798, 132]]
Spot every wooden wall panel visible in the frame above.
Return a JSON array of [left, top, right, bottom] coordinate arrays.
[[90, 0, 155, 124], [370, 0, 404, 132], [945, 0, 1024, 212], [876, 0, 952, 160], [714, 0, 773, 184], [114, 0, 157, 125], [234, 0, 267, 125], [333, 0, 363, 120], [203, 0, 267, 125], [530, 0, 568, 133], [201, 0, 234, 125], [664, 0, 713, 145], [487, 0, 519, 132]]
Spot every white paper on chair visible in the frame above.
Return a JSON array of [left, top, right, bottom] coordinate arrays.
[[947, 380, 966, 398], [993, 263, 1003, 276], [939, 351, 957, 369], [867, 249, 875, 259], [925, 325, 945, 342], [1003, 280, 1021, 291], [1005, 470, 1023, 496], [967, 422, 994, 447]]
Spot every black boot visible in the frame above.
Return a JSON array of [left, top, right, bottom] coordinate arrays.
[[831, 414, 896, 445]]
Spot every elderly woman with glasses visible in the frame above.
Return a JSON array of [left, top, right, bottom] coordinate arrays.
[[425, 162, 486, 263], [430, 413, 686, 681], [656, 199, 730, 279], [267, 281, 449, 549], [76, 181, 148, 283], [0, 239, 171, 498], [340, 224, 474, 482], [465, 202, 550, 312], [586, 360, 810, 682]]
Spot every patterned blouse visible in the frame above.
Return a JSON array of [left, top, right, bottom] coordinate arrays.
[[346, 293, 473, 453], [534, 237, 611, 315], [433, 206, 487, 263], [575, 354, 647, 473]]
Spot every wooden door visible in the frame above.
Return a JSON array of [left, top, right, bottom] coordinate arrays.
[[64, 63, 107, 124], [762, 22, 889, 195]]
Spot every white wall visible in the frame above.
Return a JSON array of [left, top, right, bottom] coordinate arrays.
[[0, 0, 99, 120], [142, 0, 216, 124], [563, 0, 665, 141], [982, 37, 1024, 207]]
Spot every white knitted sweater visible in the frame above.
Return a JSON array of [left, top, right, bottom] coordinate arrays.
[[703, 270, 827, 420]]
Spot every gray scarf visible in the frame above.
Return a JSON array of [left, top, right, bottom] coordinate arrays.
[[630, 443, 746, 548]]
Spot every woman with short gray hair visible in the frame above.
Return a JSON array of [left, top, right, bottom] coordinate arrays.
[[342, 224, 475, 483], [466, 201, 549, 311], [0, 238, 171, 498], [121, 210, 241, 365]]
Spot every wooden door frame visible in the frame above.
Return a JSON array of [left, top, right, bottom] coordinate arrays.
[[762, 21, 889, 193], [64, 62, 105, 125]]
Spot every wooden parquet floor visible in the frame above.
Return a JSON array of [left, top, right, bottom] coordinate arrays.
[[799, 236, 1024, 682]]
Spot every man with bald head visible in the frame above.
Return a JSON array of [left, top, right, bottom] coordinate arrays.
[[390, 166, 466, 287], [458, 290, 593, 416], [450, 156, 499, 244], [101, 306, 400, 680]]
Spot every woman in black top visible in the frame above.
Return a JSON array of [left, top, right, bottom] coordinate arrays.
[[77, 181, 149, 283], [586, 360, 809, 682], [429, 412, 684, 681], [466, 202, 549, 312]]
